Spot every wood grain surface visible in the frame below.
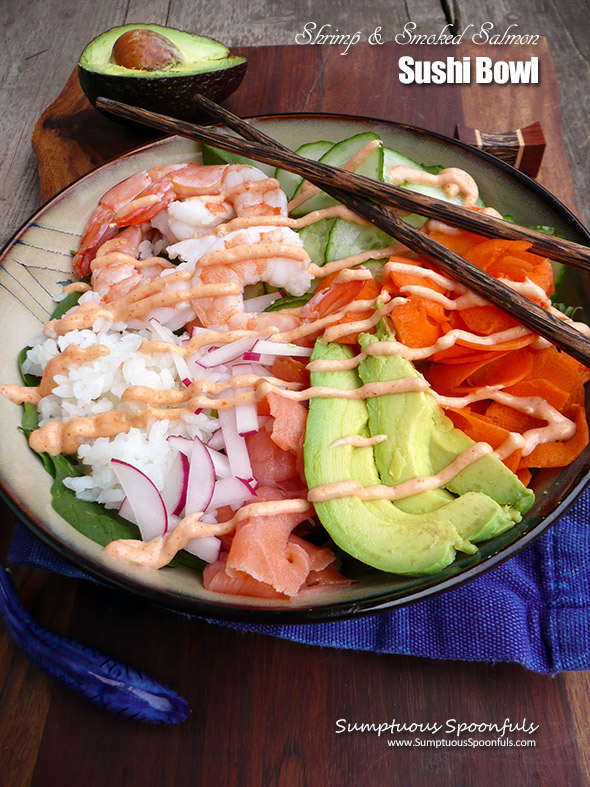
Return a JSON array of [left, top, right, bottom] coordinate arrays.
[[3, 4, 590, 786]]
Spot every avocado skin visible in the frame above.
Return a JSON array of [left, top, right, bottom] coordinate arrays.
[[79, 60, 247, 121], [304, 342, 520, 576], [78, 25, 247, 121], [358, 332, 535, 516]]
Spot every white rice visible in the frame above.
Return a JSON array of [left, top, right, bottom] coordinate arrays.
[[25, 305, 219, 509]]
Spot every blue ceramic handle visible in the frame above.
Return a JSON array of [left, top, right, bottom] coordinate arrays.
[[0, 566, 189, 724]]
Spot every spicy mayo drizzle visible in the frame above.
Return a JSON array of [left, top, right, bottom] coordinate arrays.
[[104, 498, 312, 569], [308, 443, 494, 503], [387, 165, 480, 206]]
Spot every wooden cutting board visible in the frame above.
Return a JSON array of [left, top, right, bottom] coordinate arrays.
[[33, 39, 576, 213]]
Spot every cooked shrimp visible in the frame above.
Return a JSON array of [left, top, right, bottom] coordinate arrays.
[[74, 164, 286, 277], [73, 166, 185, 277], [89, 225, 175, 303], [169, 225, 312, 330], [72, 163, 306, 332]]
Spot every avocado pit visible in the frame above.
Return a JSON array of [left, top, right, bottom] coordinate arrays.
[[111, 29, 183, 72]]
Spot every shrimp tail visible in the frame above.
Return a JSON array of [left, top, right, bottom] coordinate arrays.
[[73, 205, 118, 278]]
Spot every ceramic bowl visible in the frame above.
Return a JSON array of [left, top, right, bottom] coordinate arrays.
[[1, 113, 589, 622]]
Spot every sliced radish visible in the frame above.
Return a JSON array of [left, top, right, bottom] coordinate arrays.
[[111, 460, 168, 541], [187, 358, 229, 382], [207, 446, 232, 478], [174, 354, 192, 385], [249, 362, 274, 378], [200, 512, 218, 525], [240, 477, 258, 493], [218, 407, 253, 481], [194, 337, 260, 368], [149, 305, 195, 332], [185, 536, 221, 563], [251, 339, 312, 357], [118, 496, 137, 526], [244, 293, 280, 312], [161, 450, 189, 516], [207, 428, 225, 451], [209, 477, 256, 510], [249, 355, 278, 368], [231, 363, 259, 437], [166, 434, 193, 457], [185, 436, 216, 515]]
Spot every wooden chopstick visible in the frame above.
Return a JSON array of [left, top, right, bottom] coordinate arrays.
[[96, 95, 590, 273], [95, 96, 590, 366]]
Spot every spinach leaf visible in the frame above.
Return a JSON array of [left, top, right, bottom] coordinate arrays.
[[50, 290, 84, 320], [19, 386, 203, 568], [18, 348, 41, 388], [19, 402, 140, 544]]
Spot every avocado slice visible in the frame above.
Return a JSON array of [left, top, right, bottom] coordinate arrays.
[[303, 341, 529, 576], [357, 332, 535, 516], [78, 24, 247, 121]]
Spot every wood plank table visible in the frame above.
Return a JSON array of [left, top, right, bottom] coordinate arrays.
[[3, 5, 590, 785]]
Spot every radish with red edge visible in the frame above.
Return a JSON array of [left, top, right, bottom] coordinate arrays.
[[111, 460, 168, 541], [166, 434, 193, 457], [194, 337, 260, 369], [161, 450, 189, 516], [185, 436, 216, 515], [251, 339, 313, 357]]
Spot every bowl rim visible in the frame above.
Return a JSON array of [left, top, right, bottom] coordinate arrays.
[[2, 110, 590, 624]]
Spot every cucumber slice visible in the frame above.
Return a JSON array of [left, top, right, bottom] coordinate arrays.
[[202, 144, 256, 168], [325, 219, 396, 264], [383, 147, 427, 172], [298, 217, 337, 266], [275, 140, 333, 201], [264, 293, 313, 312], [291, 132, 382, 216]]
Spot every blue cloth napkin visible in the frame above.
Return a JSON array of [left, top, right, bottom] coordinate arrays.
[[9, 487, 590, 674]]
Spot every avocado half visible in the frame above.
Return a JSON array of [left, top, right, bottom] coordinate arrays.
[[78, 24, 247, 121]]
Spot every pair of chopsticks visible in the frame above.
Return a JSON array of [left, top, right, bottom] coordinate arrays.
[[96, 94, 590, 367]]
